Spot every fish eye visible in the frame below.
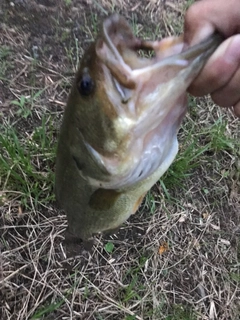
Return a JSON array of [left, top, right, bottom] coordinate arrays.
[[77, 73, 95, 96]]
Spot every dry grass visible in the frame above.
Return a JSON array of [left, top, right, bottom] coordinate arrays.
[[0, 0, 240, 319]]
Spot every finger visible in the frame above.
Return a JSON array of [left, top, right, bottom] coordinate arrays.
[[188, 35, 240, 96], [211, 66, 240, 108], [233, 101, 240, 117], [184, 1, 215, 45], [184, 0, 240, 45]]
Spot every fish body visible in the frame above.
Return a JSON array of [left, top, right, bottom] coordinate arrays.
[[55, 14, 221, 241]]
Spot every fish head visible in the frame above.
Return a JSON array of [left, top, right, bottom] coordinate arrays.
[[68, 14, 221, 189]]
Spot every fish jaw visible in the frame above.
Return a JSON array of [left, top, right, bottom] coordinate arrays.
[[80, 15, 222, 189]]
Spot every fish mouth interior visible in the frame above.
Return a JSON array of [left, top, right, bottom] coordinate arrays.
[[95, 14, 187, 106]]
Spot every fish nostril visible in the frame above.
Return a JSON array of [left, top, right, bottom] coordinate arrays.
[[77, 73, 95, 96]]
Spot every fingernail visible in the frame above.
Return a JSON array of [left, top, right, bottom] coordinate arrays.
[[211, 35, 240, 63], [183, 23, 215, 50], [191, 24, 215, 45]]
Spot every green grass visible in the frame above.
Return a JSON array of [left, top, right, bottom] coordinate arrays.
[[151, 302, 197, 320], [119, 256, 148, 303], [165, 304, 197, 320], [30, 298, 66, 320], [63, 0, 72, 6], [184, 0, 196, 11], [144, 191, 157, 214], [161, 135, 209, 190], [11, 89, 45, 118], [0, 115, 56, 208], [161, 115, 239, 194]]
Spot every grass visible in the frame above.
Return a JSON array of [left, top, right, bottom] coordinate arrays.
[[0, 115, 56, 208], [30, 298, 66, 320], [0, 1, 240, 320], [161, 113, 239, 191]]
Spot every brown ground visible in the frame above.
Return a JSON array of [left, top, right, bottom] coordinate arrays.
[[0, 1, 240, 320]]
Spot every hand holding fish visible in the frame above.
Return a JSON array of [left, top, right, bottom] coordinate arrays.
[[184, 0, 240, 117]]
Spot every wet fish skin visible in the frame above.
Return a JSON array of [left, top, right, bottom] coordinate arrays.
[[55, 14, 222, 242]]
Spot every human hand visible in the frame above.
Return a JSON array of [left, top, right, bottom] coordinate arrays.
[[184, 0, 240, 117]]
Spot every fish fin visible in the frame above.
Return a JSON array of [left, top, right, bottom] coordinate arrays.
[[88, 188, 121, 211]]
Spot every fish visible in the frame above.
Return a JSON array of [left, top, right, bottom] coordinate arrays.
[[55, 14, 222, 243]]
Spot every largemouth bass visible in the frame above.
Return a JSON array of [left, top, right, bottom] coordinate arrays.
[[55, 14, 221, 242]]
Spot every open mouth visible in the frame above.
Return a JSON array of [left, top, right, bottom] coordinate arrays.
[[81, 14, 222, 190]]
